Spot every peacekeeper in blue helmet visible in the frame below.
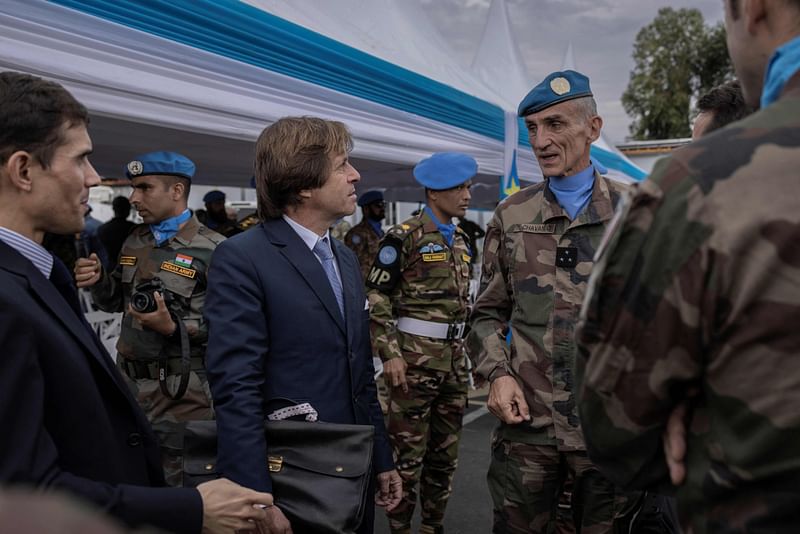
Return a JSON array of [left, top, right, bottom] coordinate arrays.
[[75, 151, 225, 487], [202, 189, 241, 238], [345, 190, 386, 281], [366, 152, 476, 534]]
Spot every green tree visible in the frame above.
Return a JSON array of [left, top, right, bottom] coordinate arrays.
[[623, 8, 734, 140]]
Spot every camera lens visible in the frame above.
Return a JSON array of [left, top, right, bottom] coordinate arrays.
[[131, 292, 154, 313]]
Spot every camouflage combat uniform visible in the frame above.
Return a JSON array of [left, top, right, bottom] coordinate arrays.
[[91, 214, 223, 486], [468, 173, 636, 533], [345, 217, 391, 414], [576, 74, 800, 532], [345, 218, 383, 281], [367, 209, 471, 534]]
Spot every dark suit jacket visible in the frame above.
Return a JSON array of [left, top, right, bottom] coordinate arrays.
[[204, 218, 394, 493], [0, 241, 201, 534]]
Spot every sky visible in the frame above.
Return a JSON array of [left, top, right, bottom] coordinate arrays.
[[418, 0, 726, 144]]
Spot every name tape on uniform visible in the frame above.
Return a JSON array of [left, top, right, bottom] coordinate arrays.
[[519, 224, 556, 234], [422, 252, 447, 262], [160, 261, 197, 279]]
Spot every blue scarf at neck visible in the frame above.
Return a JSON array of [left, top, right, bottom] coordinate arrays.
[[548, 163, 595, 220], [424, 206, 456, 246], [367, 218, 384, 237], [150, 209, 191, 246], [762, 35, 800, 108]]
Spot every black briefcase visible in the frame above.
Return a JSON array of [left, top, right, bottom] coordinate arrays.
[[182, 419, 374, 534]]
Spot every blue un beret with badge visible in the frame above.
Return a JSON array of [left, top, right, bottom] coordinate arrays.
[[357, 190, 384, 207], [517, 70, 593, 117], [413, 152, 478, 190], [203, 190, 225, 203], [125, 151, 196, 180]]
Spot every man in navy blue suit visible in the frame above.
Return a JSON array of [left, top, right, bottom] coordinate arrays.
[[204, 116, 402, 533], [0, 71, 273, 533]]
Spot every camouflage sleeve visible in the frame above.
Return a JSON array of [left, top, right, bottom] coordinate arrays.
[[576, 157, 710, 490], [367, 234, 408, 363], [89, 264, 125, 313], [467, 212, 513, 381]]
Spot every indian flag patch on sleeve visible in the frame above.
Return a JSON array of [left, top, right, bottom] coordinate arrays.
[[175, 253, 193, 268]]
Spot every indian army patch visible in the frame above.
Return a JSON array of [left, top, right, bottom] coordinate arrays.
[[550, 77, 571, 95], [556, 246, 578, 268], [174, 253, 193, 268], [462, 253, 471, 263], [366, 235, 402, 292], [160, 260, 197, 279], [118, 255, 137, 266]]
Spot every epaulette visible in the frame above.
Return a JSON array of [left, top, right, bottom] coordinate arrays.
[[197, 225, 226, 245], [386, 216, 424, 242]]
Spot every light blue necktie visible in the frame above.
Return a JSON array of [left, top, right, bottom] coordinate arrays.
[[314, 237, 345, 318]]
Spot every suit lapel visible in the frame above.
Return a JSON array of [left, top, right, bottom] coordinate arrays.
[[332, 238, 362, 350], [0, 242, 136, 403], [264, 219, 346, 335]]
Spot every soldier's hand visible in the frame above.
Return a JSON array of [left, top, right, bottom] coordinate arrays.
[[256, 504, 293, 534], [375, 469, 403, 512], [196, 478, 272, 533], [664, 402, 688, 486], [127, 291, 176, 336], [383, 357, 408, 393], [488, 375, 530, 424], [74, 253, 102, 288]]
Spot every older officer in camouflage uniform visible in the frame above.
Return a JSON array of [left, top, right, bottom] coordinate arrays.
[[345, 190, 386, 280], [468, 71, 634, 533], [576, 0, 800, 531], [367, 152, 475, 534], [75, 151, 223, 487]]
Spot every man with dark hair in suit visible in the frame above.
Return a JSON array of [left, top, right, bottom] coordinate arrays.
[[0, 70, 272, 533], [204, 116, 402, 534]]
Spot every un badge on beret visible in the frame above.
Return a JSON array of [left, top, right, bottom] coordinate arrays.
[[550, 77, 571, 96], [127, 160, 144, 176]]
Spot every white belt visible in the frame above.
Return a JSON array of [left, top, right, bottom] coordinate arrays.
[[396, 317, 466, 340]]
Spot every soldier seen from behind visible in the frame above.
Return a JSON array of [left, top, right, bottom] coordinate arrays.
[[75, 151, 224, 487], [98, 196, 136, 271], [576, 0, 800, 531], [467, 70, 638, 533], [367, 152, 475, 534]]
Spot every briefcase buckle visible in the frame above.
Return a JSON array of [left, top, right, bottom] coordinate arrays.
[[268, 455, 283, 473]]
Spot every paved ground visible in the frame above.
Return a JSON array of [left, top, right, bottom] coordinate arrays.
[[374, 388, 496, 533]]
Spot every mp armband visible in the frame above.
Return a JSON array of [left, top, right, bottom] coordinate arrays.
[[365, 236, 403, 293]]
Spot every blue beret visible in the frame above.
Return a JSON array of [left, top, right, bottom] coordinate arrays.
[[518, 70, 593, 117], [125, 151, 195, 180], [413, 152, 478, 190], [203, 190, 225, 203], [357, 190, 384, 207]]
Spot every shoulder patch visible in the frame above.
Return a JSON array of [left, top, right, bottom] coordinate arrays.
[[365, 235, 403, 293], [351, 234, 362, 245]]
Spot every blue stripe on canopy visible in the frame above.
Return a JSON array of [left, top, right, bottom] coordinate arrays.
[[589, 145, 647, 181], [49, 0, 506, 141]]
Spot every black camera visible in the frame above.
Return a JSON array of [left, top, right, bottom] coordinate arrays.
[[130, 277, 173, 313]]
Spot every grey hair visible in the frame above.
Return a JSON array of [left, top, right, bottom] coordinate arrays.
[[572, 96, 598, 121]]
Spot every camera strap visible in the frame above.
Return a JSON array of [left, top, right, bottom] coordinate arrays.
[[158, 315, 191, 400]]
